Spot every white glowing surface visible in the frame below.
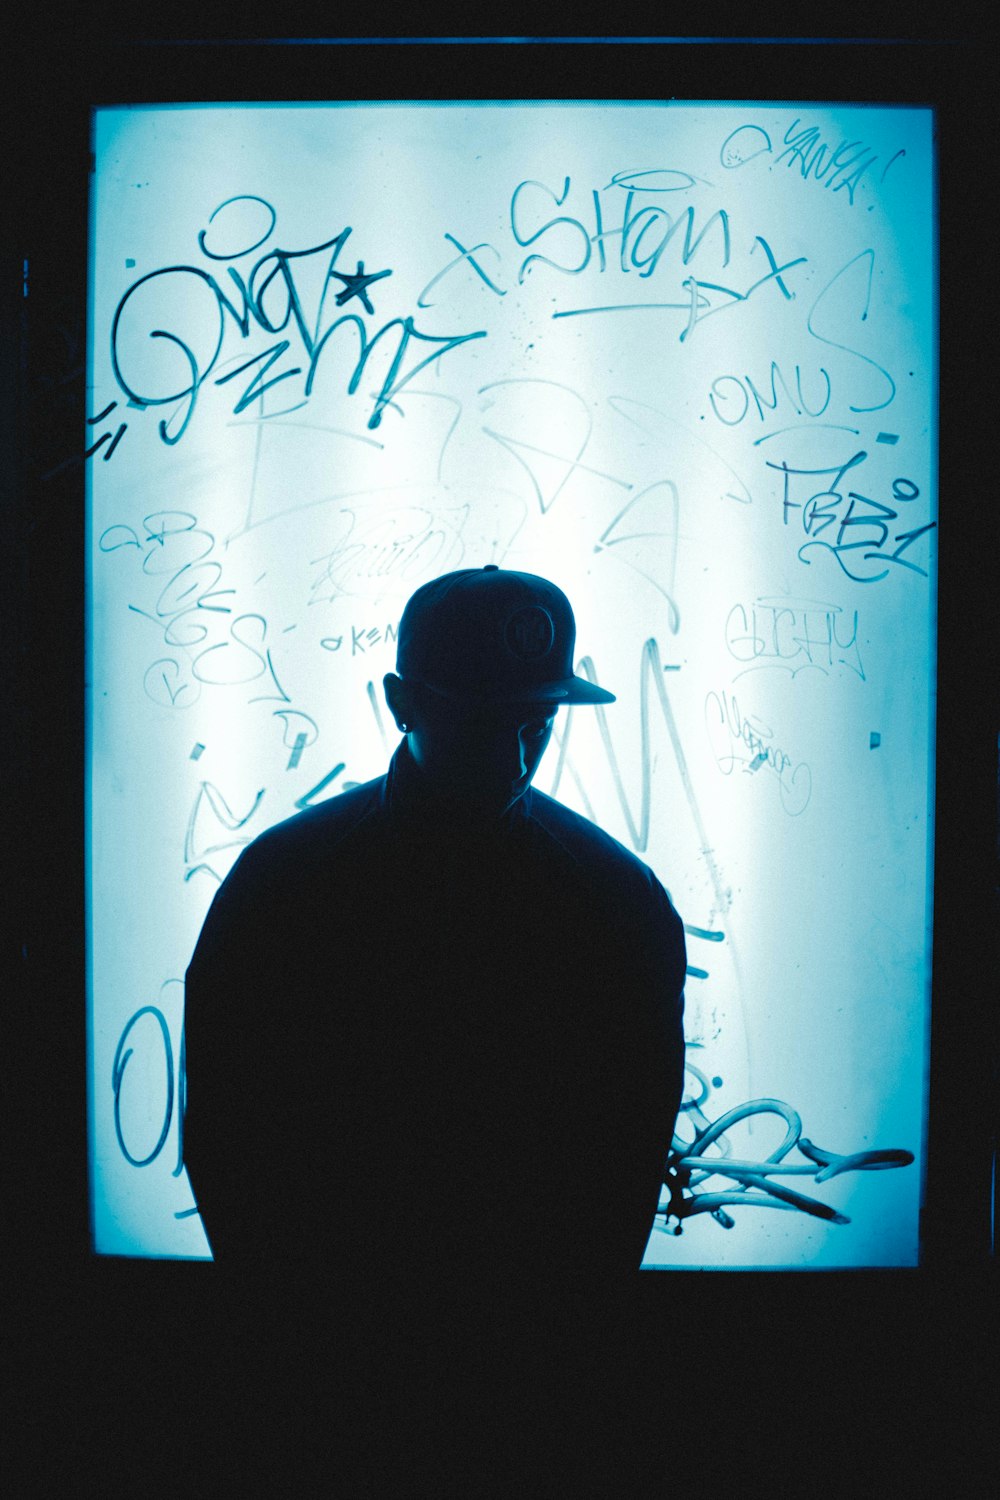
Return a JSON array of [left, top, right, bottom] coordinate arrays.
[[87, 103, 935, 1264]]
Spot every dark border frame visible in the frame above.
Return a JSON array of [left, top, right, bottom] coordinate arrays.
[[6, 32, 995, 1429]]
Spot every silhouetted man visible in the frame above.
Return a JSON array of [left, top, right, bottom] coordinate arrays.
[[183, 566, 686, 1485]]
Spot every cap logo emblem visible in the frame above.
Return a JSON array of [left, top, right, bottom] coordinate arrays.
[[504, 605, 555, 661]]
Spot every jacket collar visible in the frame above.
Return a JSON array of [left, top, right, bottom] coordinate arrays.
[[380, 738, 533, 840]]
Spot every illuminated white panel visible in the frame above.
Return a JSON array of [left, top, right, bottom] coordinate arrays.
[[87, 102, 935, 1265]]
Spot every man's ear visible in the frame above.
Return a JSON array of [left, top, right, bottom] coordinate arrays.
[[383, 673, 411, 733]]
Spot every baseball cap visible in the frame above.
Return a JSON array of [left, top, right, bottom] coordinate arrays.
[[396, 566, 616, 705]]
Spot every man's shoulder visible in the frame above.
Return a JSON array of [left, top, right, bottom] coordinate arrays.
[[234, 774, 385, 882], [527, 789, 675, 911]]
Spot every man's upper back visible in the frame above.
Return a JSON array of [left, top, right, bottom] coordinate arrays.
[[183, 749, 686, 1286]]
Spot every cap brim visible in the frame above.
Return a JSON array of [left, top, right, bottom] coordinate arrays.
[[421, 676, 616, 706], [550, 677, 617, 706]]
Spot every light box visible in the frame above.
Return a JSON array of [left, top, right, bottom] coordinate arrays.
[[86, 101, 936, 1266]]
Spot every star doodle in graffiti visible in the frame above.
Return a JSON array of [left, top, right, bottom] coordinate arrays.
[[330, 260, 392, 315]]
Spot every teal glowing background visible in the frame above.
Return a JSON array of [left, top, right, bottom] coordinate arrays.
[[86, 102, 936, 1265]]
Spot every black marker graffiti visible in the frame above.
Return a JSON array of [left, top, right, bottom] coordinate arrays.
[[769, 450, 935, 583], [414, 170, 807, 348], [112, 1005, 177, 1171], [553, 234, 806, 345], [725, 598, 865, 681], [659, 1071, 913, 1234], [709, 361, 832, 427], [774, 118, 882, 204], [309, 506, 468, 605], [417, 231, 508, 308], [320, 621, 399, 657], [807, 249, 896, 414], [86, 400, 128, 460], [101, 509, 320, 750], [704, 688, 813, 815], [105, 199, 486, 454], [511, 173, 730, 284], [184, 781, 266, 886]]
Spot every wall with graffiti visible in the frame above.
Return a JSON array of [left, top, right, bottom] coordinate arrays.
[[87, 102, 934, 1265]]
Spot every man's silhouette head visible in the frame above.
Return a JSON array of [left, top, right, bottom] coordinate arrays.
[[383, 566, 615, 817]]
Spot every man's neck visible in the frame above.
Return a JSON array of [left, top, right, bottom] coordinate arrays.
[[386, 739, 531, 836]]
